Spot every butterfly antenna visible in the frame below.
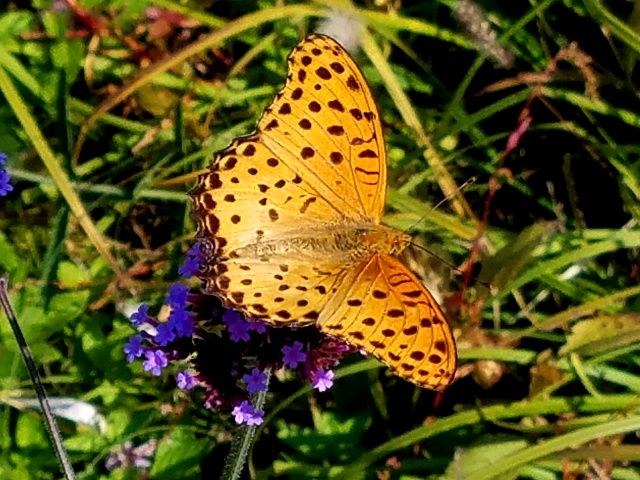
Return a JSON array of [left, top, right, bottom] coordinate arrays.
[[0, 277, 76, 480], [406, 242, 491, 289], [407, 241, 462, 276], [403, 177, 490, 288], [433, 177, 476, 212], [404, 177, 476, 233]]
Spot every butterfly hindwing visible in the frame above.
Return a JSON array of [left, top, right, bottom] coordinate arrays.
[[319, 253, 456, 390]]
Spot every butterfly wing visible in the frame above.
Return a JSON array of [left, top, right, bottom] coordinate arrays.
[[259, 33, 387, 222], [318, 253, 457, 390], [191, 34, 386, 322]]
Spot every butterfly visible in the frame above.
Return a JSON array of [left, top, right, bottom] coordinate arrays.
[[190, 34, 457, 390]]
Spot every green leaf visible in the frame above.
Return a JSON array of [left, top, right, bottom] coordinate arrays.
[[105, 409, 133, 440], [277, 411, 370, 463], [150, 427, 210, 479], [443, 436, 529, 480], [0, 11, 36, 47], [106, 406, 155, 440], [479, 221, 557, 292], [78, 317, 130, 379], [0, 457, 32, 480], [500, 229, 640, 298], [29, 341, 63, 364], [86, 379, 122, 407], [559, 314, 640, 357], [15, 412, 49, 449], [0, 231, 23, 280], [0, 286, 47, 344], [57, 260, 90, 286], [272, 459, 345, 479], [47, 290, 89, 324], [0, 347, 19, 379], [63, 427, 106, 453]]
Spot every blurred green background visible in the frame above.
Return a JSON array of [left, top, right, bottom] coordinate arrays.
[[1, 0, 640, 478]]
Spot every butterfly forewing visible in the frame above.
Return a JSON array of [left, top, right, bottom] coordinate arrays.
[[259, 34, 387, 221]]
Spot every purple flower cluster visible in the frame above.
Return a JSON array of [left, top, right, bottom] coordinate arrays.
[[0, 153, 13, 197], [123, 240, 356, 426], [123, 283, 196, 377]]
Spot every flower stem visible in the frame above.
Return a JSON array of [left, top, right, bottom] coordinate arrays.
[[221, 370, 270, 480]]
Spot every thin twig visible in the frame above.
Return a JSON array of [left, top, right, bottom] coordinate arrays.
[[0, 277, 76, 480]]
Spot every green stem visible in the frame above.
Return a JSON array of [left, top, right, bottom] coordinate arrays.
[[8, 168, 186, 202], [221, 370, 271, 480], [474, 415, 640, 480], [339, 393, 638, 476]]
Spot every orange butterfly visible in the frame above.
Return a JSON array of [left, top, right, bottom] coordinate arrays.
[[191, 34, 457, 390]]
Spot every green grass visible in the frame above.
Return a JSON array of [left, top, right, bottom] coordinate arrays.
[[1, 1, 640, 479]]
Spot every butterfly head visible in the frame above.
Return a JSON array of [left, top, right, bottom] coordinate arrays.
[[386, 228, 412, 256]]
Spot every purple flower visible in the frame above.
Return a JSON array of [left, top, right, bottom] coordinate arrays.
[[311, 368, 334, 392], [0, 153, 7, 165], [223, 310, 250, 342], [178, 242, 203, 278], [170, 307, 194, 337], [143, 350, 168, 376], [124, 335, 144, 362], [231, 400, 264, 426], [0, 169, 13, 196], [130, 304, 151, 327], [242, 368, 267, 394], [166, 283, 189, 308], [154, 322, 176, 346], [282, 341, 307, 368], [247, 320, 267, 334], [105, 439, 158, 471], [176, 371, 196, 390], [178, 256, 199, 278]]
